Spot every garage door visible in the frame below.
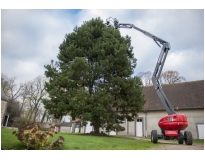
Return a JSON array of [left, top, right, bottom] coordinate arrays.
[[85, 121, 93, 133], [197, 124, 204, 139], [136, 119, 143, 137]]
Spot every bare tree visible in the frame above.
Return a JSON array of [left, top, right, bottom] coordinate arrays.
[[1, 74, 23, 126], [1, 73, 22, 101], [40, 109, 48, 122], [1, 73, 57, 123], [6, 99, 21, 126], [18, 89, 28, 117], [24, 76, 47, 122], [138, 71, 153, 86], [160, 70, 186, 84], [1, 73, 10, 96]]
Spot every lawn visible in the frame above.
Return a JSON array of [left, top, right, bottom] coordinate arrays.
[[1, 128, 203, 150], [1, 128, 158, 150]]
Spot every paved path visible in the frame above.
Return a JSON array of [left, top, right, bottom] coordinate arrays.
[[149, 139, 204, 150], [133, 137, 204, 150]]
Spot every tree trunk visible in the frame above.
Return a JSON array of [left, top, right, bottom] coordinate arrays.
[[33, 108, 39, 122], [28, 107, 35, 121], [94, 126, 100, 134], [40, 110, 47, 122], [25, 108, 32, 120]]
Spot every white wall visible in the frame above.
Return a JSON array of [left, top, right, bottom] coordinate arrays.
[[61, 115, 71, 122], [137, 109, 204, 139], [80, 109, 204, 139], [128, 121, 135, 136], [85, 121, 93, 133], [60, 126, 71, 133]]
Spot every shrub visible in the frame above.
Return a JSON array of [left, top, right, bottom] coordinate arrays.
[[12, 123, 64, 150], [11, 117, 32, 128]]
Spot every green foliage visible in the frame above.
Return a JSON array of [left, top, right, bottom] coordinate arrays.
[[2, 129, 156, 150], [12, 123, 64, 150], [43, 17, 145, 133]]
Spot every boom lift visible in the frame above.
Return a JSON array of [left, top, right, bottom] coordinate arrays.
[[105, 17, 193, 145]]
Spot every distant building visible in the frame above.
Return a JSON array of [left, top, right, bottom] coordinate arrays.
[[81, 80, 204, 139], [1, 91, 9, 127]]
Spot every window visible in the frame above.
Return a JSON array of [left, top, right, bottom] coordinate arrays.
[[137, 119, 142, 122]]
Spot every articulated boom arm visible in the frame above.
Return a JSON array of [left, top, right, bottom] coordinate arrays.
[[106, 17, 176, 115]]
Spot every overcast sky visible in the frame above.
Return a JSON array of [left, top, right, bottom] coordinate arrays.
[[1, 9, 204, 84], [0, 1, 204, 158]]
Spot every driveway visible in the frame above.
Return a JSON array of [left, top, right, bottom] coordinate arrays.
[[149, 139, 204, 150], [134, 137, 204, 150]]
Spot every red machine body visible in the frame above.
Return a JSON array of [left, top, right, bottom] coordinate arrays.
[[158, 113, 188, 137], [158, 113, 188, 131]]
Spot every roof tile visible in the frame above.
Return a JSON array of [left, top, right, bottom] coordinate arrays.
[[142, 80, 204, 111]]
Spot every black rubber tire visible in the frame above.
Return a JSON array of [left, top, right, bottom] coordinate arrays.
[[151, 130, 158, 143], [184, 131, 193, 145], [178, 132, 184, 144]]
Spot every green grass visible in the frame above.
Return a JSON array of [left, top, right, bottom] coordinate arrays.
[[1, 128, 25, 150], [1, 128, 158, 150], [2, 128, 203, 150], [188, 139, 204, 144]]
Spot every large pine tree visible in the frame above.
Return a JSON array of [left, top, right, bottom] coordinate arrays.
[[43, 17, 145, 133]]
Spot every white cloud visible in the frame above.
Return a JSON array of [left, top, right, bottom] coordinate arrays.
[[1, 9, 77, 83], [14, 61, 40, 73], [1, 9, 204, 84], [164, 50, 204, 81]]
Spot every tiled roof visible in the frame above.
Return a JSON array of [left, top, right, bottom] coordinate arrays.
[[142, 80, 204, 111]]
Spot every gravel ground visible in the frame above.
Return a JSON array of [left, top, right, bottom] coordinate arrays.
[[149, 139, 204, 150], [134, 137, 204, 150]]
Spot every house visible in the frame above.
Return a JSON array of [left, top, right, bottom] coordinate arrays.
[[1, 91, 9, 127], [81, 80, 204, 139], [58, 122, 72, 132]]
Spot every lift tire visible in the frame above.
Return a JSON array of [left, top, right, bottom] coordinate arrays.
[[184, 131, 193, 145], [151, 130, 158, 143], [178, 132, 184, 144]]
